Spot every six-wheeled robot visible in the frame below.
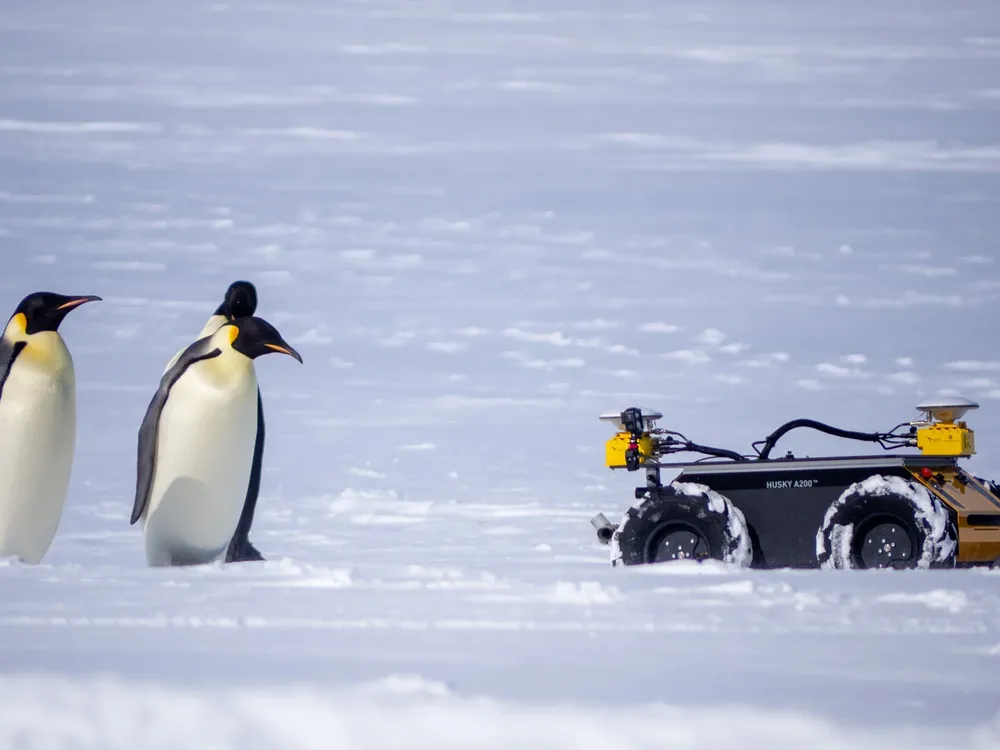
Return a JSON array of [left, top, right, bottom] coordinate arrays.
[[589, 397, 1000, 570]]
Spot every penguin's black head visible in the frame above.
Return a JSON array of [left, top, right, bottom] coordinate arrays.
[[8, 292, 102, 335], [227, 316, 303, 363], [215, 280, 257, 320]]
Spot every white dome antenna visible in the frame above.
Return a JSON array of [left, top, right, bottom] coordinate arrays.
[[916, 396, 979, 424]]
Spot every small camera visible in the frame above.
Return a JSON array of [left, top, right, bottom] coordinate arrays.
[[620, 407, 644, 436]]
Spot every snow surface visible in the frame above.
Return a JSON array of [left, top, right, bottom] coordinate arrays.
[[2, 0, 1000, 747]]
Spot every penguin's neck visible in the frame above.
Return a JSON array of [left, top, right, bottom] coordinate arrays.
[[197, 314, 229, 341], [18, 331, 73, 376], [196, 346, 255, 391]]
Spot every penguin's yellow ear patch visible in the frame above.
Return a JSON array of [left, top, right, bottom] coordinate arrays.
[[227, 325, 240, 345], [8, 313, 27, 336]]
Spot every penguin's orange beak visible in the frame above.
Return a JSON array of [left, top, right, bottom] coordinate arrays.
[[56, 295, 103, 311], [265, 343, 303, 363]]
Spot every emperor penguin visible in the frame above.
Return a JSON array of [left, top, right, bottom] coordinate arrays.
[[164, 280, 258, 370], [131, 316, 302, 568], [0, 291, 102, 564], [164, 280, 267, 563]]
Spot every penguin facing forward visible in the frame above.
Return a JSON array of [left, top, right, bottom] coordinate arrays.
[[164, 280, 267, 563], [0, 291, 102, 564], [131, 316, 302, 568]]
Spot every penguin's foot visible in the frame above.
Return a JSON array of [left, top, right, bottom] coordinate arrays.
[[225, 536, 265, 563]]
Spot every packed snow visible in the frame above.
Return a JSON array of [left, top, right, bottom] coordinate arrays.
[[2, 0, 1000, 747]]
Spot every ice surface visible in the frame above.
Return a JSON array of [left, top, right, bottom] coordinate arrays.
[[1, 0, 1000, 746]]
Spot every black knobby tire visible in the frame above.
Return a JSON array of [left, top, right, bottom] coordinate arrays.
[[611, 482, 753, 567], [816, 475, 957, 570]]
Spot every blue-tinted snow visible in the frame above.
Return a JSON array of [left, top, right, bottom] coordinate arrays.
[[1, 1, 999, 747]]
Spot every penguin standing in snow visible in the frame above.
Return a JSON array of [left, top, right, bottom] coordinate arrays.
[[131, 316, 302, 567], [0, 291, 101, 563], [166, 281, 266, 563]]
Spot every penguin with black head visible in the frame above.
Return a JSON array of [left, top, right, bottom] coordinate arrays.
[[0, 291, 101, 563], [164, 280, 258, 369], [164, 280, 268, 563], [203, 279, 258, 340], [133, 316, 302, 567]]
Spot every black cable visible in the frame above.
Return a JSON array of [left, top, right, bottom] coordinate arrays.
[[756, 418, 891, 460], [685, 441, 749, 462], [657, 437, 747, 462], [649, 418, 913, 465]]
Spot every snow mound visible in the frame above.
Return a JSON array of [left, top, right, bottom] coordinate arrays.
[[543, 581, 622, 605], [878, 589, 969, 613], [627, 559, 736, 576], [1, 674, 997, 750]]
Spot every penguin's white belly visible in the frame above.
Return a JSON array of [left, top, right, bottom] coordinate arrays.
[[0, 363, 75, 564], [142, 370, 257, 566]]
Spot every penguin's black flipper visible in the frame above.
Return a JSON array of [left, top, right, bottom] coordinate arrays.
[[225, 386, 266, 563], [0, 339, 26, 402], [132, 338, 222, 526]]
